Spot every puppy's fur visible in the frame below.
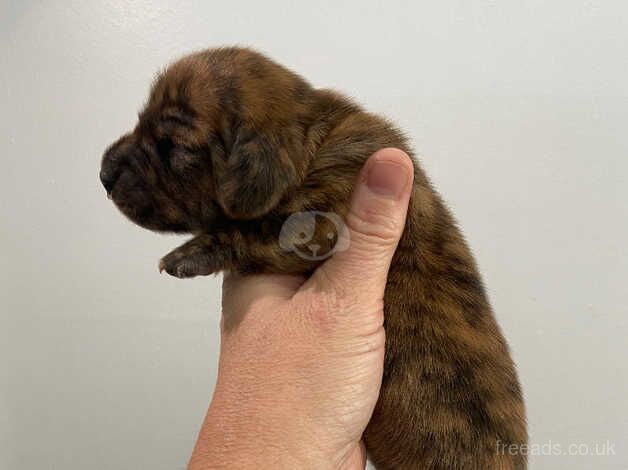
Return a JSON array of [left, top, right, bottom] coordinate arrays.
[[100, 47, 527, 469]]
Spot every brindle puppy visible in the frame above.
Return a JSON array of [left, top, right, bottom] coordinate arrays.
[[100, 47, 527, 469]]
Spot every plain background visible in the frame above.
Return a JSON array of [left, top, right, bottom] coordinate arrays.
[[1, 1, 627, 469]]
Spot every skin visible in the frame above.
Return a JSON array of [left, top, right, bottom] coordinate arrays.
[[189, 149, 414, 470]]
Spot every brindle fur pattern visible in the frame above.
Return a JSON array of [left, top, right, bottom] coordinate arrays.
[[100, 47, 527, 469]]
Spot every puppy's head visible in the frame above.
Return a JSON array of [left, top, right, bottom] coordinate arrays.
[[100, 47, 313, 232]]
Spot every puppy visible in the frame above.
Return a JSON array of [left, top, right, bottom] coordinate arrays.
[[100, 47, 527, 469]]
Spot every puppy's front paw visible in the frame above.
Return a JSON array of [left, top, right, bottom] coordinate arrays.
[[158, 235, 231, 278], [159, 252, 213, 278]]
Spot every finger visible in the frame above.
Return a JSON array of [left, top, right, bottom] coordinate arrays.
[[308, 148, 413, 299]]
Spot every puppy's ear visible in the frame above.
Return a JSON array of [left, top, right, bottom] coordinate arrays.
[[212, 127, 305, 219]]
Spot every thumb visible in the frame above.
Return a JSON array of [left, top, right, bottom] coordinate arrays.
[[311, 148, 414, 299]]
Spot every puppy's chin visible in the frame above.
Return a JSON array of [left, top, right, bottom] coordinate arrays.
[[113, 198, 189, 233], [110, 175, 189, 233]]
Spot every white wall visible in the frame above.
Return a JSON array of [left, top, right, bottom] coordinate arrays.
[[1, 1, 627, 469]]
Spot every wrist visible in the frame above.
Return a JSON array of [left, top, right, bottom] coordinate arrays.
[[189, 388, 348, 470]]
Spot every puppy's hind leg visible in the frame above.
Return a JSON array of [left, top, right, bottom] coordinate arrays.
[[159, 233, 233, 278]]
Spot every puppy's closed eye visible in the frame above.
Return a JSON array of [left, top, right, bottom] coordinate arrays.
[[156, 136, 175, 166], [170, 146, 202, 172]]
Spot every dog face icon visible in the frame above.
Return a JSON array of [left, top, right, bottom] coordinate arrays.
[[279, 211, 350, 261]]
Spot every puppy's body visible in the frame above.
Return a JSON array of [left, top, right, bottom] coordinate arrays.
[[100, 47, 527, 469]]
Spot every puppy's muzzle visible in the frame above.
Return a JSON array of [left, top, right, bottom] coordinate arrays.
[[99, 134, 135, 197], [99, 167, 117, 196]]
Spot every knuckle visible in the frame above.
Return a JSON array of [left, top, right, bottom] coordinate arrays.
[[346, 206, 402, 245], [360, 326, 386, 354]]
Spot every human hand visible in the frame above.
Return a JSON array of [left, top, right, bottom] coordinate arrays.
[[188, 148, 414, 470]]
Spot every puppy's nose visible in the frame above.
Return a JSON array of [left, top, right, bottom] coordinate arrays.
[[100, 133, 133, 196], [99, 167, 117, 195]]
